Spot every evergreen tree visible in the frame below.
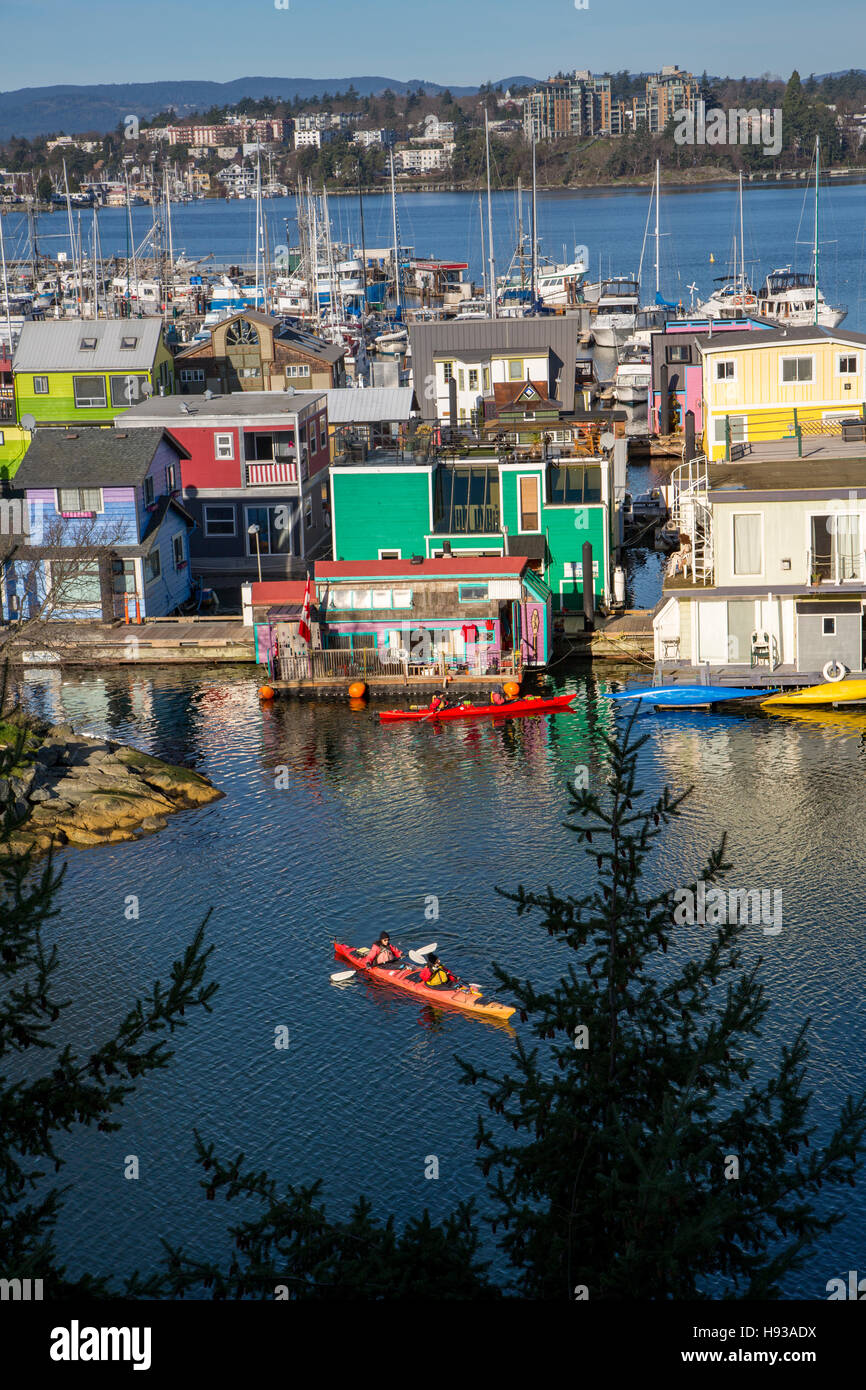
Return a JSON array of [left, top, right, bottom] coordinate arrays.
[[458, 713, 866, 1299]]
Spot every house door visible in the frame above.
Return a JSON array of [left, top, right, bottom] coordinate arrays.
[[518, 475, 540, 531], [697, 600, 728, 664]]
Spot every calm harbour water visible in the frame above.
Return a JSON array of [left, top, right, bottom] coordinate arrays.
[[6, 179, 866, 330], [15, 661, 866, 1298]]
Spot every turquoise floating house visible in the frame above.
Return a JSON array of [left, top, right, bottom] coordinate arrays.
[[329, 445, 624, 615]]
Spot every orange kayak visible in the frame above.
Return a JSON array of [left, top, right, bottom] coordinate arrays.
[[333, 942, 516, 1022]]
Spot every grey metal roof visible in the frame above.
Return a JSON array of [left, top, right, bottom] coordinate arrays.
[[118, 390, 325, 424], [410, 318, 582, 419], [175, 314, 346, 365], [696, 325, 866, 353], [12, 427, 187, 490], [12, 319, 164, 373], [325, 387, 417, 424]]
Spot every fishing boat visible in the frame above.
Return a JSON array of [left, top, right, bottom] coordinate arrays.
[[761, 679, 866, 707], [606, 685, 775, 708], [333, 943, 516, 1023], [379, 693, 576, 723]]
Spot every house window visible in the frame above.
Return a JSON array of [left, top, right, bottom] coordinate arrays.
[[203, 504, 236, 536], [110, 374, 148, 406], [33, 376, 49, 394], [238, 366, 261, 378], [483, 368, 490, 391], [120, 336, 139, 351], [666, 344, 691, 363], [166, 463, 177, 493], [245, 505, 292, 555], [304, 494, 313, 528], [180, 368, 205, 383], [713, 416, 746, 445], [0, 431, 4, 446], [57, 562, 102, 606], [57, 487, 102, 515], [143, 475, 155, 508], [391, 587, 412, 607], [508, 359, 523, 380], [715, 360, 736, 381], [458, 582, 489, 601], [519, 474, 540, 531], [145, 550, 161, 583], [352, 588, 372, 609], [79, 336, 97, 351], [732, 514, 762, 576], [379, 549, 401, 559], [458, 370, 465, 390], [781, 356, 813, 383], [172, 533, 186, 569], [215, 432, 234, 459], [469, 369, 478, 390], [838, 355, 858, 375], [823, 616, 836, 636], [371, 589, 392, 608], [285, 364, 310, 378], [72, 375, 107, 408], [441, 361, 454, 383]]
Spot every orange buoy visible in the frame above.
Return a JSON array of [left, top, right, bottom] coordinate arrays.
[[504, 680, 521, 699], [348, 680, 367, 700], [258, 685, 275, 701]]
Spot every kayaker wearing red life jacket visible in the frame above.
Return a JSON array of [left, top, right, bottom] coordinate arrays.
[[416, 953, 456, 989], [365, 932, 403, 970]]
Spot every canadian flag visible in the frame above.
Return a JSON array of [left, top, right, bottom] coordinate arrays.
[[298, 574, 312, 646]]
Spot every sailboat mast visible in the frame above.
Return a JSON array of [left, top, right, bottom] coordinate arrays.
[[530, 128, 538, 306], [738, 170, 745, 293], [62, 160, 78, 312], [654, 158, 660, 298], [478, 191, 486, 305], [517, 176, 525, 289], [813, 134, 820, 326], [389, 147, 401, 311], [0, 211, 13, 351], [485, 109, 497, 320]]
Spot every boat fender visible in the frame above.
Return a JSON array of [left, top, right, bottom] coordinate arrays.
[[823, 660, 848, 683]]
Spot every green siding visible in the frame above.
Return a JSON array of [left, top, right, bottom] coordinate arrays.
[[500, 466, 608, 612], [331, 469, 431, 561], [14, 343, 173, 427]]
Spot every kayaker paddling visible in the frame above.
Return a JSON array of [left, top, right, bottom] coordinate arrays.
[[364, 931, 403, 971], [413, 952, 457, 989]]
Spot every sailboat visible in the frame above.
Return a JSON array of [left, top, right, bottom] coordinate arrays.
[[695, 173, 760, 320]]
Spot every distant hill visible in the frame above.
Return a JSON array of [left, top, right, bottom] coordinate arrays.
[[0, 75, 540, 142]]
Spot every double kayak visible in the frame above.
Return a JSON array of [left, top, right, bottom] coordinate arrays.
[[333, 943, 517, 1023], [761, 679, 866, 707], [605, 684, 775, 708], [379, 693, 576, 723]]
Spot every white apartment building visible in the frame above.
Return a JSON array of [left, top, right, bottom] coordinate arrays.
[[395, 143, 454, 173], [294, 128, 337, 149]]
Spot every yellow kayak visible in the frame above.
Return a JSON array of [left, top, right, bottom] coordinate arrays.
[[762, 679, 866, 707]]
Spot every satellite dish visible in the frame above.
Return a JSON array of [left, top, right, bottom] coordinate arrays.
[[600, 431, 615, 452], [203, 388, 214, 399], [21, 414, 36, 431], [141, 381, 153, 397]]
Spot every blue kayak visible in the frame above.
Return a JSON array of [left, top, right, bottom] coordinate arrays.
[[605, 684, 777, 707]]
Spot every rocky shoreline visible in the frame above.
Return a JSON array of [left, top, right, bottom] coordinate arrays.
[[0, 717, 224, 856]]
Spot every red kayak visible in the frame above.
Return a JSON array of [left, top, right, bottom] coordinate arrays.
[[334, 943, 516, 1022], [379, 693, 576, 723]]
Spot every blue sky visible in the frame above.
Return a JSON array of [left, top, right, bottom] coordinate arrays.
[[2, 0, 864, 90]]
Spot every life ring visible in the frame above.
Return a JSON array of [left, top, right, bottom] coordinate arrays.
[[823, 660, 848, 683]]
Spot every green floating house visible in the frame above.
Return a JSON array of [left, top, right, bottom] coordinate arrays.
[[12, 319, 174, 428], [329, 437, 625, 617]]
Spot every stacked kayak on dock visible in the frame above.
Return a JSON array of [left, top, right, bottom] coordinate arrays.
[[761, 679, 866, 707], [333, 943, 516, 1022], [605, 685, 775, 709], [379, 693, 576, 723]]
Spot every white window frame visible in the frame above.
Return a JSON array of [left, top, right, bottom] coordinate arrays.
[[806, 509, 863, 583], [180, 367, 205, 383], [72, 375, 107, 409], [215, 432, 234, 460], [837, 354, 859, 376], [33, 376, 49, 394], [780, 355, 814, 385], [203, 504, 237, 537], [391, 587, 413, 607], [172, 532, 186, 570], [731, 511, 765, 578], [517, 472, 541, 533], [371, 589, 392, 608], [714, 359, 737, 383], [143, 475, 155, 508], [378, 548, 402, 559], [56, 486, 104, 516]]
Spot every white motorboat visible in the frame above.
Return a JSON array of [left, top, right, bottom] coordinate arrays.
[[592, 277, 640, 347]]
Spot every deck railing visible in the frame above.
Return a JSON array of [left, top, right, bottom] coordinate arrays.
[[275, 647, 522, 683]]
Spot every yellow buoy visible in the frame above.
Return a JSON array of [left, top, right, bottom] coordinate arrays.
[[258, 685, 275, 701], [504, 680, 521, 699], [348, 681, 367, 700]]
